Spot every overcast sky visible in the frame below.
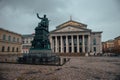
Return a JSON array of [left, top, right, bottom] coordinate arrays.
[[0, 0, 120, 41]]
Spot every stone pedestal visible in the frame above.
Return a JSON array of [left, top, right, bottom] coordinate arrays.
[[17, 14, 60, 65], [30, 49, 52, 54]]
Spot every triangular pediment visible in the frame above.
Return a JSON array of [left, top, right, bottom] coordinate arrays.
[[56, 20, 87, 29], [50, 20, 91, 34], [53, 26, 90, 33]]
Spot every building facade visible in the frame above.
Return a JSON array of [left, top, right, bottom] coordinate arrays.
[[102, 40, 114, 53], [114, 36, 120, 54], [49, 20, 102, 55], [22, 34, 34, 53], [102, 36, 120, 55], [0, 28, 22, 54]]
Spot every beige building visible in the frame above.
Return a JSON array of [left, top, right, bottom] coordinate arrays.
[[114, 36, 120, 53], [0, 28, 22, 54], [49, 20, 102, 55], [102, 36, 120, 55], [102, 40, 114, 53], [22, 34, 34, 53]]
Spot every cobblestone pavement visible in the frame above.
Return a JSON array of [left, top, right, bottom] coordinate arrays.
[[0, 57, 120, 80]]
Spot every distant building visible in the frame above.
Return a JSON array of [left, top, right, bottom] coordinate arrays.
[[0, 28, 22, 54], [102, 40, 114, 53], [49, 20, 102, 55], [22, 34, 34, 53], [114, 36, 120, 54], [102, 36, 120, 55]]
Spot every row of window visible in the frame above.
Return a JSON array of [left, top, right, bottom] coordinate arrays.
[[1, 46, 19, 52], [23, 40, 32, 44], [22, 38, 33, 44], [2, 34, 20, 42], [22, 50, 29, 53]]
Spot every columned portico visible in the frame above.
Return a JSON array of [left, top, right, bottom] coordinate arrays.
[[50, 34, 90, 54], [49, 20, 102, 55]]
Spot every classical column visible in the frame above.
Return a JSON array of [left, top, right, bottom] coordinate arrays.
[[55, 36, 58, 53], [71, 35, 74, 53], [88, 35, 90, 53], [82, 35, 85, 53], [57, 37, 59, 53], [50, 36, 53, 52], [60, 36, 63, 53], [77, 35, 80, 53], [66, 35, 69, 53], [52, 37, 55, 52]]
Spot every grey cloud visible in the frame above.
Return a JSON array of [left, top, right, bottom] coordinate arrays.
[[0, 0, 66, 13], [0, 0, 120, 41]]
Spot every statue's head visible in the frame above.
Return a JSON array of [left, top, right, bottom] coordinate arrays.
[[44, 14, 46, 18]]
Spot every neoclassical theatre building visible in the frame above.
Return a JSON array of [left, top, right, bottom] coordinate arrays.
[[49, 20, 102, 55]]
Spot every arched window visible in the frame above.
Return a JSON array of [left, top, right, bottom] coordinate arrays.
[[3, 34, 6, 40], [93, 38, 96, 45], [16, 48, 19, 52], [12, 47, 14, 52], [13, 37, 15, 42], [8, 36, 11, 41], [17, 38, 19, 42], [2, 46, 5, 52], [7, 47, 10, 52]]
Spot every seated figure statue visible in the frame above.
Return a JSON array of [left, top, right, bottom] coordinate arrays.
[[37, 13, 49, 27]]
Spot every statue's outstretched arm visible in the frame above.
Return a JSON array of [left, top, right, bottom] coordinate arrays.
[[37, 13, 42, 19]]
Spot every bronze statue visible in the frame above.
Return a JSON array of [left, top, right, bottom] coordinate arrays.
[[37, 13, 49, 27], [31, 13, 50, 49]]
